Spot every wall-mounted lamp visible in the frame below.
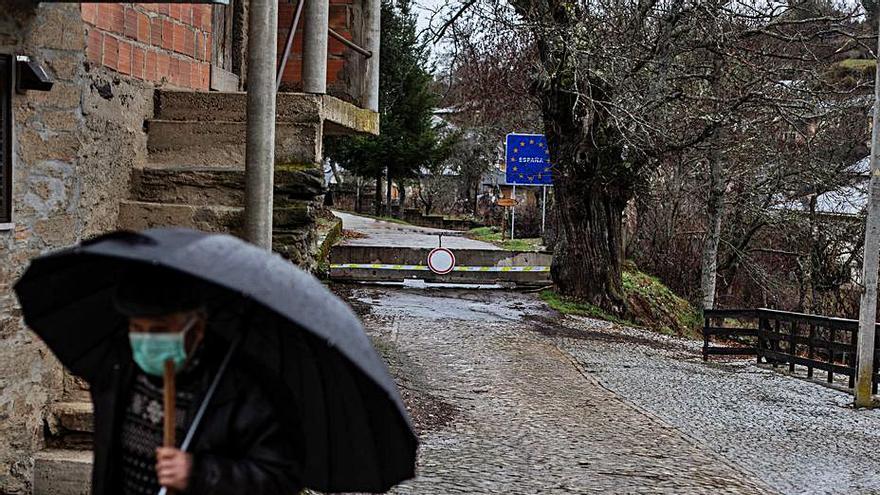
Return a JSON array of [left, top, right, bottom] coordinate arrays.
[[15, 56, 53, 93]]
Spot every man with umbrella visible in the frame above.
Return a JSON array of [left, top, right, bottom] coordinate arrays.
[[102, 266, 303, 494], [15, 228, 417, 495]]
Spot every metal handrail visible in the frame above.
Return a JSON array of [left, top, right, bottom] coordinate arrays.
[[329, 27, 372, 58], [277, 0, 306, 91]]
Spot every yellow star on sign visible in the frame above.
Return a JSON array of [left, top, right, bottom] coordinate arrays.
[[520, 141, 525, 146], [510, 157, 516, 162], [512, 166, 518, 171], [514, 148, 518, 153], [529, 139, 534, 144], [538, 142, 544, 148], [519, 173, 524, 178]]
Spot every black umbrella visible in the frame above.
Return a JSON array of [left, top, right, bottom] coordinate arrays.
[[14, 227, 417, 493]]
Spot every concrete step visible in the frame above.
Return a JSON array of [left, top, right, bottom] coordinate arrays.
[[154, 90, 323, 123], [119, 200, 315, 235], [330, 245, 553, 267], [49, 402, 93, 434], [329, 245, 553, 286], [119, 200, 243, 234], [146, 120, 321, 167], [33, 449, 92, 495], [130, 166, 325, 207], [329, 265, 551, 287], [46, 402, 93, 450]]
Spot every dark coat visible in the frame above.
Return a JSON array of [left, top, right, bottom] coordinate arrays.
[[86, 335, 304, 495]]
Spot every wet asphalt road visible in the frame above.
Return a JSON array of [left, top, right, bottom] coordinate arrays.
[[338, 286, 880, 494]]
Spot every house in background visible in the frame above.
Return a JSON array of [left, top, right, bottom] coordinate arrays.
[[0, 1, 379, 492]]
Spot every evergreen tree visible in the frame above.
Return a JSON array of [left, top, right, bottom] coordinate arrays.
[[326, 0, 452, 216]]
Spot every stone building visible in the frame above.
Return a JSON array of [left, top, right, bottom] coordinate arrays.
[[0, 1, 378, 493]]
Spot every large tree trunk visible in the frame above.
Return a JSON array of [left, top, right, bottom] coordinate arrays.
[[700, 150, 724, 311], [473, 182, 479, 217], [550, 178, 629, 315], [355, 176, 363, 213], [541, 68, 630, 315], [397, 179, 406, 218], [374, 171, 383, 216], [385, 167, 393, 217]]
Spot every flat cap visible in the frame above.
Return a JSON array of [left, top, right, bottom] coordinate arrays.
[[113, 264, 206, 317]]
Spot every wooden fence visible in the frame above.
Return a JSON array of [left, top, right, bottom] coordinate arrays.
[[703, 308, 880, 393]]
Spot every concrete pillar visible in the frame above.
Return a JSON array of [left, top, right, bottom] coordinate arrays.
[[244, 0, 279, 249], [302, 0, 329, 94], [362, 0, 380, 111]]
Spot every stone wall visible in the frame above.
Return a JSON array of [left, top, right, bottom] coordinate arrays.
[[0, 3, 152, 492]]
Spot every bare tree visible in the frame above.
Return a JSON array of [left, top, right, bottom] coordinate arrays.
[[432, 0, 864, 316]]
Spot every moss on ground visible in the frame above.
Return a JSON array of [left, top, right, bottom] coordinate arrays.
[[541, 266, 702, 339], [539, 290, 627, 325], [837, 58, 875, 71]]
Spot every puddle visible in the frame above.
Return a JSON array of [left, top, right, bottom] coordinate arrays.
[[354, 288, 548, 323]]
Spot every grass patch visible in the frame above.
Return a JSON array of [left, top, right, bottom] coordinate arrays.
[[542, 266, 702, 339], [838, 58, 875, 71], [466, 227, 543, 252], [539, 290, 626, 325]]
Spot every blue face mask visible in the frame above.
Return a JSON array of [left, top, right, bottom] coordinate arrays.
[[129, 316, 197, 377]]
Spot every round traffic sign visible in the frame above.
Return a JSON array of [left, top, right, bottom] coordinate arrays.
[[427, 247, 456, 275]]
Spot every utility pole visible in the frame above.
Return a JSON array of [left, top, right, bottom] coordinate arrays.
[[244, 0, 279, 249], [854, 13, 880, 408]]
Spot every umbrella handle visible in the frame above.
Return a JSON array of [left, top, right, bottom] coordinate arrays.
[[163, 359, 176, 448], [155, 306, 253, 495], [161, 359, 176, 495], [156, 332, 243, 495]]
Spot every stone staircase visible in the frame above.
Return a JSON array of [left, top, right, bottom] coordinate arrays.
[[32, 89, 378, 494], [34, 379, 94, 495], [118, 89, 335, 268]]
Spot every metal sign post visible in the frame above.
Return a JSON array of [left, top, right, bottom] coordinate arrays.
[[541, 185, 547, 235], [511, 185, 517, 241]]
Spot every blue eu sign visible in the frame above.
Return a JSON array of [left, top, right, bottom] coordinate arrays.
[[505, 133, 552, 185]]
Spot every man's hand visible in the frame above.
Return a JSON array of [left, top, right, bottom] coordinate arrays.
[[156, 447, 192, 492]]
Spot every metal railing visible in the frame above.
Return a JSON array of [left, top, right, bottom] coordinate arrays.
[[703, 308, 880, 393]]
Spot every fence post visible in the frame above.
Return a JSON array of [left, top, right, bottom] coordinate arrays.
[[703, 314, 710, 361], [807, 323, 815, 378], [755, 316, 769, 364], [829, 326, 836, 384], [850, 328, 858, 389]]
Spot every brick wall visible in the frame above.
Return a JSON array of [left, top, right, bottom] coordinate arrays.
[[81, 3, 212, 90], [277, 0, 357, 99]]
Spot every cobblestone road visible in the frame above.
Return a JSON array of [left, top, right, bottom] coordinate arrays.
[[344, 287, 775, 494]]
